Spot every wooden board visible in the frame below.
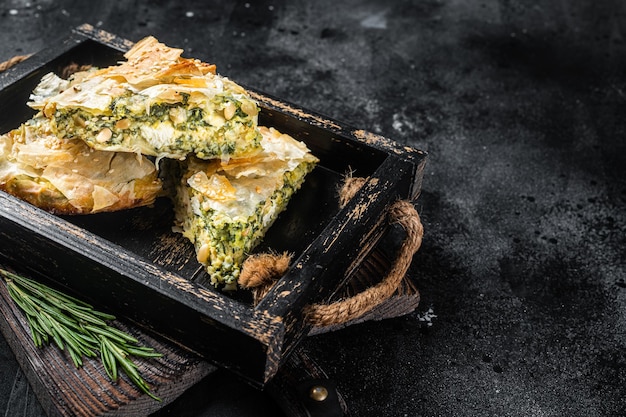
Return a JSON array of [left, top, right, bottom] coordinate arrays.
[[0, 239, 420, 416], [0, 269, 215, 417]]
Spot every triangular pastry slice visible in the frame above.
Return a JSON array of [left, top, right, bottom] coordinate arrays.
[[172, 126, 318, 289], [0, 116, 162, 214], [29, 36, 262, 161]]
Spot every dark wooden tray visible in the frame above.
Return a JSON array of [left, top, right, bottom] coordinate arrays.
[[0, 239, 421, 417], [0, 24, 427, 386]]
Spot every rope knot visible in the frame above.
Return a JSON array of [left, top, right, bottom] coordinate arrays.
[[303, 199, 422, 327], [239, 252, 292, 289]]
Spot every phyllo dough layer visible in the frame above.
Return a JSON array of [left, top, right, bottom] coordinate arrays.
[[0, 116, 162, 214], [29, 36, 262, 161], [173, 126, 319, 289]]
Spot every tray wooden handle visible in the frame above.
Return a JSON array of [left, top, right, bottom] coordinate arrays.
[[241, 198, 423, 328], [303, 199, 422, 327]]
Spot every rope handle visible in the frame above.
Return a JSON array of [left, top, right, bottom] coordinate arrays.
[[0, 54, 31, 72], [304, 199, 422, 327], [240, 176, 424, 328]]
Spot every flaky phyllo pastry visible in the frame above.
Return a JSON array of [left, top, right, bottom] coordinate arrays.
[[0, 116, 162, 214], [0, 36, 318, 288], [29, 36, 263, 161], [173, 126, 319, 289]]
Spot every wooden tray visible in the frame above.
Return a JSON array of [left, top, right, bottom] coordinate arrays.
[[0, 24, 427, 387], [0, 236, 421, 416]]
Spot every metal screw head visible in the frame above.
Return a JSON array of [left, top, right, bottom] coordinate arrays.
[[309, 385, 329, 402]]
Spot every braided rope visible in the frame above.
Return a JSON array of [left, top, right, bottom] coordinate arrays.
[[239, 175, 424, 327], [0, 54, 31, 72], [302, 199, 422, 327]]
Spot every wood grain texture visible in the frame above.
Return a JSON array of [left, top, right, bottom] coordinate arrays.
[[0, 236, 419, 417], [0, 270, 216, 417]]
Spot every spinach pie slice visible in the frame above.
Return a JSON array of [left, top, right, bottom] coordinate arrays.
[[0, 116, 162, 214], [173, 126, 318, 289], [29, 36, 263, 161]]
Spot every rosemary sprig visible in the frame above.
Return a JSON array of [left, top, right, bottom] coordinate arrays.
[[0, 267, 162, 401]]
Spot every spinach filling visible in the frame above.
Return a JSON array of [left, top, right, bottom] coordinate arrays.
[[188, 162, 316, 287], [53, 94, 261, 159]]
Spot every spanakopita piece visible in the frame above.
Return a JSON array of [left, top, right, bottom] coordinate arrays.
[[0, 116, 162, 214], [173, 126, 318, 289], [29, 36, 262, 161]]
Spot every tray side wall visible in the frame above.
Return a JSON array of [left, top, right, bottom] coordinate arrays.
[[0, 193, 281, 384]]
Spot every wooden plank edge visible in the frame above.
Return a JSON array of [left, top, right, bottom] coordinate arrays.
[[0, 270, 215, 417]]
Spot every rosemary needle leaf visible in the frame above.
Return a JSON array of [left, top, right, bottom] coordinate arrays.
[[2, 268, 162, 401], [63, 306, 108, 327], [39, 303, 79, 328], [106, 340, 141, 380], [74, 331, 99, 346], [68, 347, 83, 368], [26, 316, 43, 347], [7, 286, 38, 317], [100, 339, 118, 382], [49, 327, 65, 351], [57, 325, 93, 357], [37, 317, 52, 336], [142, 387, 162, 402], [44, 318, 67, 351], [91, 310, 117, 321], [15, 274, 86, 307], [102, 325, 140, 344], [84, 324, 133, 346], [124, 346, 163, 358], [31, 321, 50, 345]]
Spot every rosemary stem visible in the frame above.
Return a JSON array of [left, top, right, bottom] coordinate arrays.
[[0, 267, 162, 401]]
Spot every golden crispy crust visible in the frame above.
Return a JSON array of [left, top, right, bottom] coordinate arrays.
[[0, 177, 76, 214], [89, 36, 216, 89], [0, 117, 162, 215], [27, 37, 260, 162]]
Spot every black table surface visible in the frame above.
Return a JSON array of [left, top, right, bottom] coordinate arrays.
[[1, 1, 625, 416]]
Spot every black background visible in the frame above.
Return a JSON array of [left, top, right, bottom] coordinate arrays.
[[1, 0, 625, 416]]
